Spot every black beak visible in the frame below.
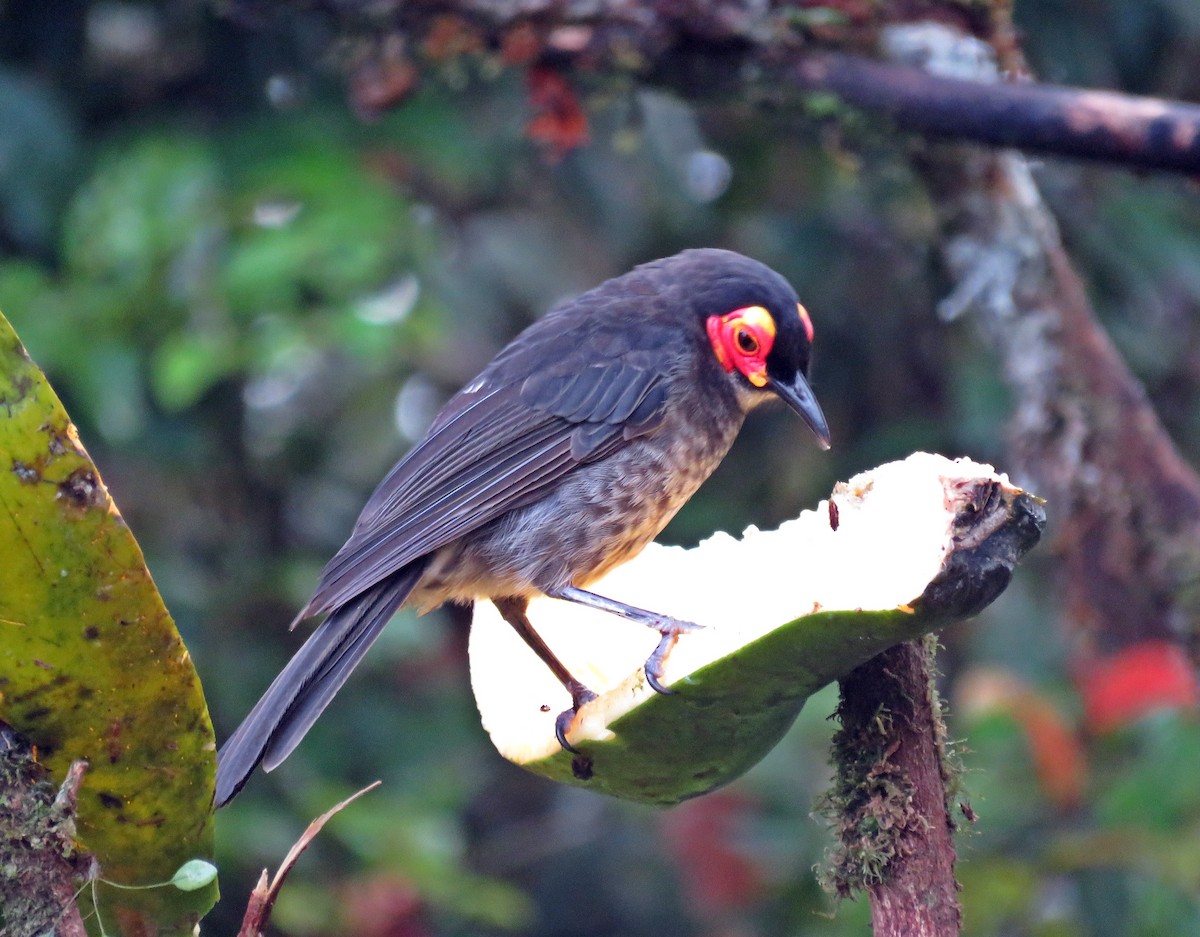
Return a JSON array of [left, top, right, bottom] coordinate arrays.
[[769, 371, 831, 450]]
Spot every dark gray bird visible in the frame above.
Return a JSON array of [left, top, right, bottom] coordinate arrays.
[[215, 248, 830, 806]]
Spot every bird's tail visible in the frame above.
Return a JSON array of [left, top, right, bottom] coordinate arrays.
[[214, 561, 427, 807]]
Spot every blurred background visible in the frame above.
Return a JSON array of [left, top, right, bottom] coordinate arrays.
[[3, 2, 1200, 934]]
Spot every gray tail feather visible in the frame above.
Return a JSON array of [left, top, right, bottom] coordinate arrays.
[[214, 560, 427, 807]]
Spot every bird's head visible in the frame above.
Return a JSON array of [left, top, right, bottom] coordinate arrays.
[[678, 249, 831, 449]]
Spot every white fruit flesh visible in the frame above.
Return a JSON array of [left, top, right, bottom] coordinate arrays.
[[470, 452, 1012, 765]]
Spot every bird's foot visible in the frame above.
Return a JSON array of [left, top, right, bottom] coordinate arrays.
[[544, 585, 701, 697], [643, 616, 699, 695], [554, 682, 599, 753]]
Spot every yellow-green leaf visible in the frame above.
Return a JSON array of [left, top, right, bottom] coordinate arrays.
[[0, 310, 217, 932]]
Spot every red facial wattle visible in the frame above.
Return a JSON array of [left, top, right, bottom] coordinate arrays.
[[706, 305, 777, 387], [796, 302, 814, 343]]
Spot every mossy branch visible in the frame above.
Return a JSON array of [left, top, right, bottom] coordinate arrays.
[[0, 724, 90, 937], [822, 639, 962, 936]]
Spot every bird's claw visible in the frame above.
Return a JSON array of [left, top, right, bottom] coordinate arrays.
[[554, 614, 696, 753], [643, 619, 697, 696], [554, 685, 599, 753], [555, 710, 581, 753], [644, 667, 674, 696]]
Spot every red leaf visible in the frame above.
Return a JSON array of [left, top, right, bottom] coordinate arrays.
[[1078, 640, 1198, 733], [350, 54, 419, 121], [1018, 694, 1087, 810], [525, 68, 590, 163], [338, 873, 428, 937], [501, 24, 543, 65], [660, 792, 765, 916], [422, 14, 484, 60], [958, 668, 1087, 810]]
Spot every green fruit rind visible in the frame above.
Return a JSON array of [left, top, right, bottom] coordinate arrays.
[[530, 606, 925, 805]]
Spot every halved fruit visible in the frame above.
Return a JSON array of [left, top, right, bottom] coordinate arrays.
[[470, 452, 1044, 805]]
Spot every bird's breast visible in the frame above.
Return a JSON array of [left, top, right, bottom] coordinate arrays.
[[412, 398, 745, 607]]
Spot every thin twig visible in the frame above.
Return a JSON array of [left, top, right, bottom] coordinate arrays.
[[238, 781, 382, 937]]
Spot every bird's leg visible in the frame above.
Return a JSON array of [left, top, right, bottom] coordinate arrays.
[[492, 596, 597, 753], [545, 585, 701, 696]]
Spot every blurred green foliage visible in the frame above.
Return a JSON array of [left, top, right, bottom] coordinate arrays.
[[2, 1, 1200, 935]]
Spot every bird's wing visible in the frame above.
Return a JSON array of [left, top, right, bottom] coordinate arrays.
[[217, 328, 677, 804], [303, 325, 677, 616]]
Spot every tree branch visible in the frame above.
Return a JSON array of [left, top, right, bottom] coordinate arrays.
[[824, 639, 962, 937], [229, 0, 1200, 175], [889, 22, 1200, 707], [788, 50, 1200, 175], [818, 468, 1042, 935]]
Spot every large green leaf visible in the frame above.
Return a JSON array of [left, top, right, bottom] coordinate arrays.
[[0, 310, 217, 933]]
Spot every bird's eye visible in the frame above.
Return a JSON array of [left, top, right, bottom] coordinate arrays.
[[705, 305, 776, 384], [735, 329, 759, 355]]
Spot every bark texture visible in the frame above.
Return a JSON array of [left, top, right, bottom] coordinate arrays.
[[0, 727, 88, 937], [827, 640, 961, 937], [887, 23, 1200, 673]]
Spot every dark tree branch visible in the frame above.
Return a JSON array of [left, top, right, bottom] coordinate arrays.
[[893, 23, 1200, 698], [230, 0, 1200, 176], [788, 51, 1200, 175]]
